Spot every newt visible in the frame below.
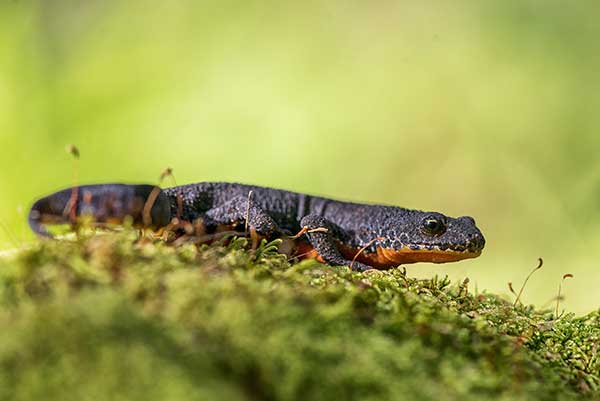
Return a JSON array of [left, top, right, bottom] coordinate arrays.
[[28, 182, 485, 271]]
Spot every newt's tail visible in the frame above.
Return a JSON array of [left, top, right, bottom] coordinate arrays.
[[28, 184, 172, 237]]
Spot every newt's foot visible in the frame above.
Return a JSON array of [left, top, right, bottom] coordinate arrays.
[[299, 214, 378, 272]]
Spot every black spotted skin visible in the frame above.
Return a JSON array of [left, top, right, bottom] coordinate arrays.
[[163, 182, 485, 253]]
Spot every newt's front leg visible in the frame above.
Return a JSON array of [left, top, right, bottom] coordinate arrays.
[[299, 215, 372, 272]]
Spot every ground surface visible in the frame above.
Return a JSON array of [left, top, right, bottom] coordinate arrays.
[[1, 232, 600, 401]]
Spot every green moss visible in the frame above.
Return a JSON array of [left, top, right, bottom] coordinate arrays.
[[0, 232, 599, 401]]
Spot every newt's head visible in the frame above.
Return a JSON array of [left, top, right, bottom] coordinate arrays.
[[383, 211, 485, 264], [349, 210, 486, 268]]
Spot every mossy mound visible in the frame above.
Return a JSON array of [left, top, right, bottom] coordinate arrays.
[[0, 232, 599, 401]]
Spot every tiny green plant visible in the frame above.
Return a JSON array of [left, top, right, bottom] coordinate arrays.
[[159, 167, 177, 186], [66, 144, 81, 233], [510, 257, 543, 306], [555, 273, 574, 319], [159, 167, 184, 221]]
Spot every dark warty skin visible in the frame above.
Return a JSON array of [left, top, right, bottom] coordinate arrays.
[[29, 182, 485, 271]]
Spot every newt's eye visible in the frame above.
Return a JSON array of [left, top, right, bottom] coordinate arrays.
[[421, 216, 446, 236]]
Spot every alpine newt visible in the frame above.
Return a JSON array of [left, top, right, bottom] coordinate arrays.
[[28, 182, 485, 271]]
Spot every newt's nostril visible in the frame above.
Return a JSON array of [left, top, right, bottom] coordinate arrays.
[[474, 234, 485, 250]]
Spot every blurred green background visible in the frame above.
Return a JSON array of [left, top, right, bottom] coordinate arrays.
[[1, 0, 599, 313]]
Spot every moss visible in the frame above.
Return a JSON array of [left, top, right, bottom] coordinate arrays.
[[0, 232, 599, 401]]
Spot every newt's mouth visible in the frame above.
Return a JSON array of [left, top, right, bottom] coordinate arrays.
[[337, 241, 483, 269], [375, 245, 482, 265]]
